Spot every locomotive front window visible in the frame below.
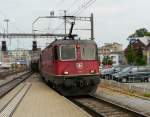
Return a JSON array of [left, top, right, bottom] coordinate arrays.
[[60, 45, 76, 60], [80, 44, 96, 60]]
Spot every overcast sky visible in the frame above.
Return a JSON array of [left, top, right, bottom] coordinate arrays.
[[0, 0, 150, 49]]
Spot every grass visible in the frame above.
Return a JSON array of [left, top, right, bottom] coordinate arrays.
[[128, 90, 136, 94], [143, 93, 150, 98]]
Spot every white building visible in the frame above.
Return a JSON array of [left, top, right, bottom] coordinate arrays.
[[98, 42, 126, 66], [109, 52, 126, 66]]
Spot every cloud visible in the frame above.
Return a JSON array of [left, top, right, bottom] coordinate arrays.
[[0, 0, 150, 49]]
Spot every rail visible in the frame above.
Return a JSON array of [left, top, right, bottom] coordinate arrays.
[[0, 71, 33, 98], [0, 69, 28, 79], [69, 95, 149, 117]]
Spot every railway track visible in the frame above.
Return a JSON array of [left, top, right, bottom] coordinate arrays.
[[0, 69, 27, 79], [69, 95, 149, 117], [0, 71, 33, 98]]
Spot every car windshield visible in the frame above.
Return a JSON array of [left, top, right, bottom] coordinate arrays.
[[101, 68, 111, 73], [60, 45, 76, 60], [120, 67, 131, 73], [80, 44, 96, 60], [103, 68, 114, 72]]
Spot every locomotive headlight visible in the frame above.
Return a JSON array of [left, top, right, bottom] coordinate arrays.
[[90, 70, 96, 74], [76, 44, 80, 49], [64, 71, 69, 75]]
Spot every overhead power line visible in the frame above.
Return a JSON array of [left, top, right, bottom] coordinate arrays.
[[66, 0, 81, 12], [71, 0, 96, 16], [74, 0, 96, 16], [51, 0, 96, 34]]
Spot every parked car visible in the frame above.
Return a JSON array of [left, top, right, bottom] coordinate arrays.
[[112, 66, 150, 83], [101, 65, 126, 79], [101, 67, 116, 79]]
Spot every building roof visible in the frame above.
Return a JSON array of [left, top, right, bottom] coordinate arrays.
[[104, 42, 122, 46], [136, 36, 150, 46]]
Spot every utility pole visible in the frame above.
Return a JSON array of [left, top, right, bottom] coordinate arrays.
[[4, 19, 9, 38], [3, 28, 6, 39], [64, 10, 67, 35], [91, 13, 94, 40], [4, 19, 11, 50]]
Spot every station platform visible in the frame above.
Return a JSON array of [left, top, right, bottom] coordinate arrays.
[[12, 74, 91, 117]]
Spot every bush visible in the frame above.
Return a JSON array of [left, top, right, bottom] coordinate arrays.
[[143, 93, 150, 98]]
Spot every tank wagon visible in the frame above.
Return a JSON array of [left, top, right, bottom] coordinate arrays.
[[30, 49, 41, 72], [39, 39, 100, 96]]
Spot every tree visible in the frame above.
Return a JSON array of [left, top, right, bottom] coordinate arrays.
[[135, 46, 146, 65], [129, 28, 148, 38], [125, 46, 136, 65], [126, 28, 149, 65], [145, 32, 150, 36], [125, 45, 147, 66], [102, 56, 113, 65]]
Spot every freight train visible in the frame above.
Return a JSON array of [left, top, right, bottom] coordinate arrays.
[[30, 48, 41, 72]]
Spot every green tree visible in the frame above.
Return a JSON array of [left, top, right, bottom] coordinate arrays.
[[135, 46, 146, 65], [125, 46, 136, 65], [135, 57, 146, 66], [129, 28, 148, 38], [145, 32, 150, 36], [125, 45, 147, 66], [126, 28, 148, 65], [102, 56, 113, 65]]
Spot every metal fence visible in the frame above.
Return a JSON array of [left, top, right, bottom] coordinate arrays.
[[101, 79, 150, 95]]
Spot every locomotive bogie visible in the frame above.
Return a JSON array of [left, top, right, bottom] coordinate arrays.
[[42, 72, 100, 96]]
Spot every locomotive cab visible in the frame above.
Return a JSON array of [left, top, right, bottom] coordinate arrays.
[[53, 41, 100, 76]]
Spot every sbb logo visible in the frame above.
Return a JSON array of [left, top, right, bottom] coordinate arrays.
[[76, 63, 83, 69]]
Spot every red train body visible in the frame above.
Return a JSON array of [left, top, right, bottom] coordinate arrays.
[[39, 39, 100, 96]]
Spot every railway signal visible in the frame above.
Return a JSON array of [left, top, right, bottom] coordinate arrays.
[[32, 41, 37, 51], [1, 41, 7, 51]]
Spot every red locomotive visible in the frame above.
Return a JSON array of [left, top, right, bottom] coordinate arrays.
[[38, 14, 100, 96], [39, 38, 100, 96]]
